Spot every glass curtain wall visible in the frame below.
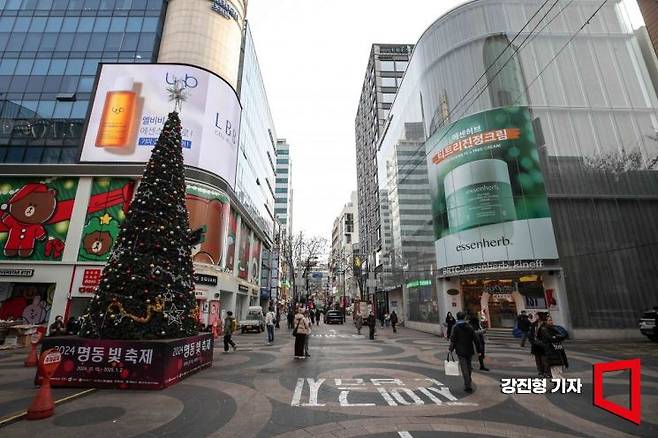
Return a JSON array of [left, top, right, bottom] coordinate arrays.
[[0, 0, 167, 163], [377, 0, 658, 329]]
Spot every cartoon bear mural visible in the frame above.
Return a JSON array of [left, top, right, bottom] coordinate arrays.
[[0, 178, 134, 261], [77, 178, 135, 262], [0, 183, 57, 257]]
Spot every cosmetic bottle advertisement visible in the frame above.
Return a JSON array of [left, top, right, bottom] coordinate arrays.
[[425, 106, 559, 272], [79, 63, 242, 189]]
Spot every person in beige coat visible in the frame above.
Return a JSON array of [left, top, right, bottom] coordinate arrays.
[[293, 307, 310, 358]]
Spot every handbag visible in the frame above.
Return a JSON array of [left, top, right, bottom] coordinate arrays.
[[444, 352, 461, 376], [292, 318, 302, 337]]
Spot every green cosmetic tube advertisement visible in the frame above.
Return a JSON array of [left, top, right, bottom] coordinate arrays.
[[444, 159, 517, 233]]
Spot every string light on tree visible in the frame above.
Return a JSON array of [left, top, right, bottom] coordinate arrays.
[[79, 110, 199, 340]]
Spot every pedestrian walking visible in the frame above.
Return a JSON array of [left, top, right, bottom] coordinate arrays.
[[445, 312, 456, 339], [355, 309, 363, 335], [223, 311, 238, 353], [449, 311, 482, 393], [379, 313, 385, 328], [315, 308, 321, 326], [287, 308, 294, 329], [265, 307, 275, 344], [275, 307, 281, 329], [529, 312, 549, 376], [390, 311, 398, 333], [517, 311, 531, 347], [469, 315, 490, 371], [367, 312, 377, 340], [310, 308, 316, 325], [293, 307, 310, 359], [304, 310, 312, 357], [537, 315, 568, 379], [384, 312, 390, 327]]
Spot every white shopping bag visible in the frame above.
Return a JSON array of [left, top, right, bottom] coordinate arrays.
[[444, 352, 461, 376]]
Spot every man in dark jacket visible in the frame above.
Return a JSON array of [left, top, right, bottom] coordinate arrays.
[[449, 311, 481, 393], [366, 312, 377, 340], [517, 311, 531, 347]]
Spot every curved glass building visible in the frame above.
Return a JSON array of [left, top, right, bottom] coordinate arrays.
[[377, 0, 658, 337]]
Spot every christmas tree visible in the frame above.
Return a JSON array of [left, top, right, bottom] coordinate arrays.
[[80, 111, 198, 340]]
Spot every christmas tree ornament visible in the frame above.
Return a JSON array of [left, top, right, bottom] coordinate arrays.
[[79, 112, 198, 340]]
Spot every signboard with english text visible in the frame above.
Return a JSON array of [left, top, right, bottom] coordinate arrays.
[[79, 63, 242, 189]]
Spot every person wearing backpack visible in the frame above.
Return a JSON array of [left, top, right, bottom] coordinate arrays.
[[223, 311, 238, 353]]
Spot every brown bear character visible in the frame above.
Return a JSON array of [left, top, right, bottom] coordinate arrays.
[[0, 183, 57, 258]]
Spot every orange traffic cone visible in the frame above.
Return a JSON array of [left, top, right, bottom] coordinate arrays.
[[26, 379, 55, 420], [24, 343, 39, 367]]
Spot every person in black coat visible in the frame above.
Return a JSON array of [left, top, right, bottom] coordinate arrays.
[[517, 311, 531, 347], [66, 316, 80, 336], [390, 311, 399, 333], [445, 312, 456, 339], [366, 312, 377, 340], [529, 312, 549, 376], [469, 315, 489, 371], [537, 315, 568, 379], [449, 311, 482, 393]]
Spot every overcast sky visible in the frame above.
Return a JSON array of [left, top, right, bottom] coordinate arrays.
[[247, 0, 467, 240]]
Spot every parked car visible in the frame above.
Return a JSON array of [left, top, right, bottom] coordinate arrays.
[[639, 309, 657, 342], [240, 306, 265, 333], [324, 310, 344, 324]]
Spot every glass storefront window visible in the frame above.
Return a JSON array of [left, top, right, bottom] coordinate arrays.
[[407, 283, 438, 323]]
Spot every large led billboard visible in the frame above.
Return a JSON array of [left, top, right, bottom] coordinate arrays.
[[426, 106, 559, 276], [79, 63, 241, 188]]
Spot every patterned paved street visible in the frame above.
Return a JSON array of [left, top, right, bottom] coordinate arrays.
[[1, 323, 657, 437]]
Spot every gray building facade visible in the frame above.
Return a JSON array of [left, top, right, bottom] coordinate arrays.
[[377, 0, 658, 338], [354, 43, 413, 301]]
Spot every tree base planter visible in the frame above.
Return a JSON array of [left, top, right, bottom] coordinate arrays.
[[35, 333, 213, 390]]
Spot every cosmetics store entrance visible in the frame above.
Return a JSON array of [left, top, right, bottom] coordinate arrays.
[[461, 274, 545, 328]]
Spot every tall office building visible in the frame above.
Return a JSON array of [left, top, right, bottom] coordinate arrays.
[[354, 43, 413, 300], [330, 191, 359, 299], [0, 0, 277, 327], [274, 138, 293, 236], [377, 0, 658, 337]]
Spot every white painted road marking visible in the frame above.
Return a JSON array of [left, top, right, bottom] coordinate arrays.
[[290, 377, 477, 407], [398, 432, 414, 438]]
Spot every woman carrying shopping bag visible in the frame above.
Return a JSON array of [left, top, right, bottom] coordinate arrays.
[[537, 315, 568, 378]]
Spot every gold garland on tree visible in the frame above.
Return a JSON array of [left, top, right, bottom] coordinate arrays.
[[107, 296, 165, 324]]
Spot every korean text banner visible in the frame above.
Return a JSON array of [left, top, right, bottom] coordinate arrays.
[[425, 106, 559, 274], [79, 63, 241, 188]]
